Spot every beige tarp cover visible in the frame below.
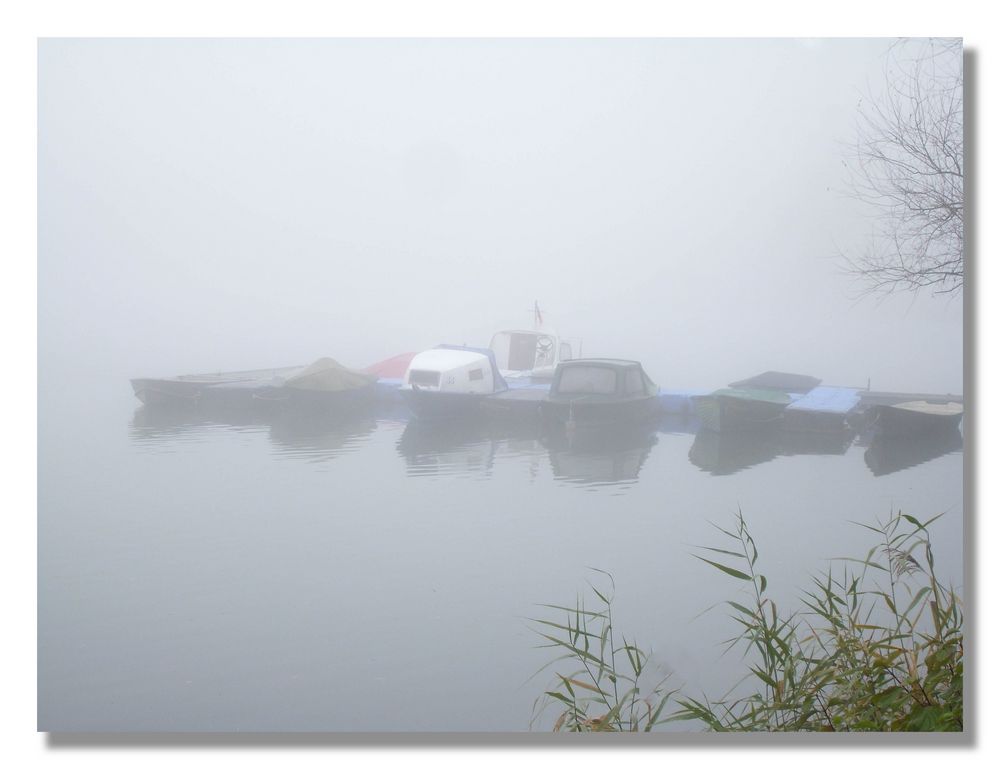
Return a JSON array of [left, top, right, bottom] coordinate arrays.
[[284, 358, 377, 392], [894, 400, 963, 416]]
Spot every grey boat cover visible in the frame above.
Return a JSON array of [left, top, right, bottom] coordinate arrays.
[[728, 371, 821, 393], [284, 358, 377, 392]]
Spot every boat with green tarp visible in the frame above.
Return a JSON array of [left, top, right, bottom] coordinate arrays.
[[691, 387, 791, 432]]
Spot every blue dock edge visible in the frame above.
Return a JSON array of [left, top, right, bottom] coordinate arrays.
[[382, 379, 714, 415], [375, 376, 549, 403], [375, 378, 405, 402]]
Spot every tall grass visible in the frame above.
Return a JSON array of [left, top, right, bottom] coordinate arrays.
[[532, 511, 963, 732], [529, 569, 677, 732]]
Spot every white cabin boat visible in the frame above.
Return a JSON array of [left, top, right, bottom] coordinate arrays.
[[400, 345, 508, 419], [489, 329, 579, 380]]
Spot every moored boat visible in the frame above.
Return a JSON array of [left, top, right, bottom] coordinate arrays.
[[489, 328, 579, 381], [539, 359, 660, 427], [252, 357, 377, 410], [400, 345, 509, 419], [480, 386, 549, 421], [130, 366, 301, 406], [867, 400, 964, 437], [691, 388, 791, 432], [131, 358, 376, 412]]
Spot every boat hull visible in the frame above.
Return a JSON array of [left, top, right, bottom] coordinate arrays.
[[402, 389, 488, 420], [130, 378, 207, 406], [540, 395, 659, 427], [692, 394, 787, 432], [480, 388, 547, 421], [869, 403, 964, 437], [130, 366, 301, 406], [251, 382, 377, 412], [131, 370, 376, 414]]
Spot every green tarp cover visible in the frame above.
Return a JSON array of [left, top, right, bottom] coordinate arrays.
[[284, 358, 376, 392]]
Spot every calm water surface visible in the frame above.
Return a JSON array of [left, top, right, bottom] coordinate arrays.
[[38, 383, 964, 731]]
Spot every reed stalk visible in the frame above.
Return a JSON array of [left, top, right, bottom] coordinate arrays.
[[532, 511, 963, 732]]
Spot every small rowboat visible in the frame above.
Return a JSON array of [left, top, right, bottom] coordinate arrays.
[[868, 400, 963, 437]]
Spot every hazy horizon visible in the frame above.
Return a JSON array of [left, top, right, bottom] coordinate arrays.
[[39, 38, 963, 395], [37, 37, 966, 735]]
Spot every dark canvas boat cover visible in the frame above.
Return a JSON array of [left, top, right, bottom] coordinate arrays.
[[711, 387, 792, 405], [728, 371, 821, 393], [284, 358, 377, 392]]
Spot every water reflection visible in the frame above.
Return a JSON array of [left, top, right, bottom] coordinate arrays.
[[779, 429, 855, 457], [657, 414, 701, 436], [130, 403, 378, 462], [266, 411, 378, 462], [544, 424, 658, 487], [396, 419, 545, 479], [395, 418, 658, 487], [130, 403, 269, 445], [688, 428, 855, 476], [130, 402, 962, 482], [864, 429, 964, 476], [688, 429, 781, 475]]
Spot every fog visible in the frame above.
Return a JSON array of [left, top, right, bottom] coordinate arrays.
[[39, 37, 962, 400], [37, 39, 965, 733]]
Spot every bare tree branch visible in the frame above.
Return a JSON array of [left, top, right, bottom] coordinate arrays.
[[844, 38, 963, 297]]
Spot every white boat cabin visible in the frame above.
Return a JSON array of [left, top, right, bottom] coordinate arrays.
[[489, 329, 577, 379], [402, 348, 502, 395]]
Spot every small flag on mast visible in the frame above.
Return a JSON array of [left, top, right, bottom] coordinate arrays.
[[534, 301, 543, 328]]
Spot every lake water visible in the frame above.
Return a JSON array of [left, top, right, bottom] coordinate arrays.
[[38, 385, 964, 732]]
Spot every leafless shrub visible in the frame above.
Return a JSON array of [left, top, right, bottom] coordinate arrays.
[[843, 38, 963, 296]]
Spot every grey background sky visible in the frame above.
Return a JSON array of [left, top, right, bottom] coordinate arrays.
[[39, 38, 963, 394]]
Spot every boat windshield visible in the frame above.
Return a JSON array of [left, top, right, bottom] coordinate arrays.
[[492, 331, 557, 371], [556, 366, 618, 395]]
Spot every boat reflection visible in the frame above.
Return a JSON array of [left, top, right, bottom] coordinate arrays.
[[130, 403, 268, 441], [688, 428, 855, 476], [544, 424, 658, 486], [688, 429, 781, 475], [864, 429, 964, 476], [130, 403, 378, 462], [396, 419, 545, 478], [396, 418, 657, 486], [266, 411, 378, 462], [779, 429, 855, 457]]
